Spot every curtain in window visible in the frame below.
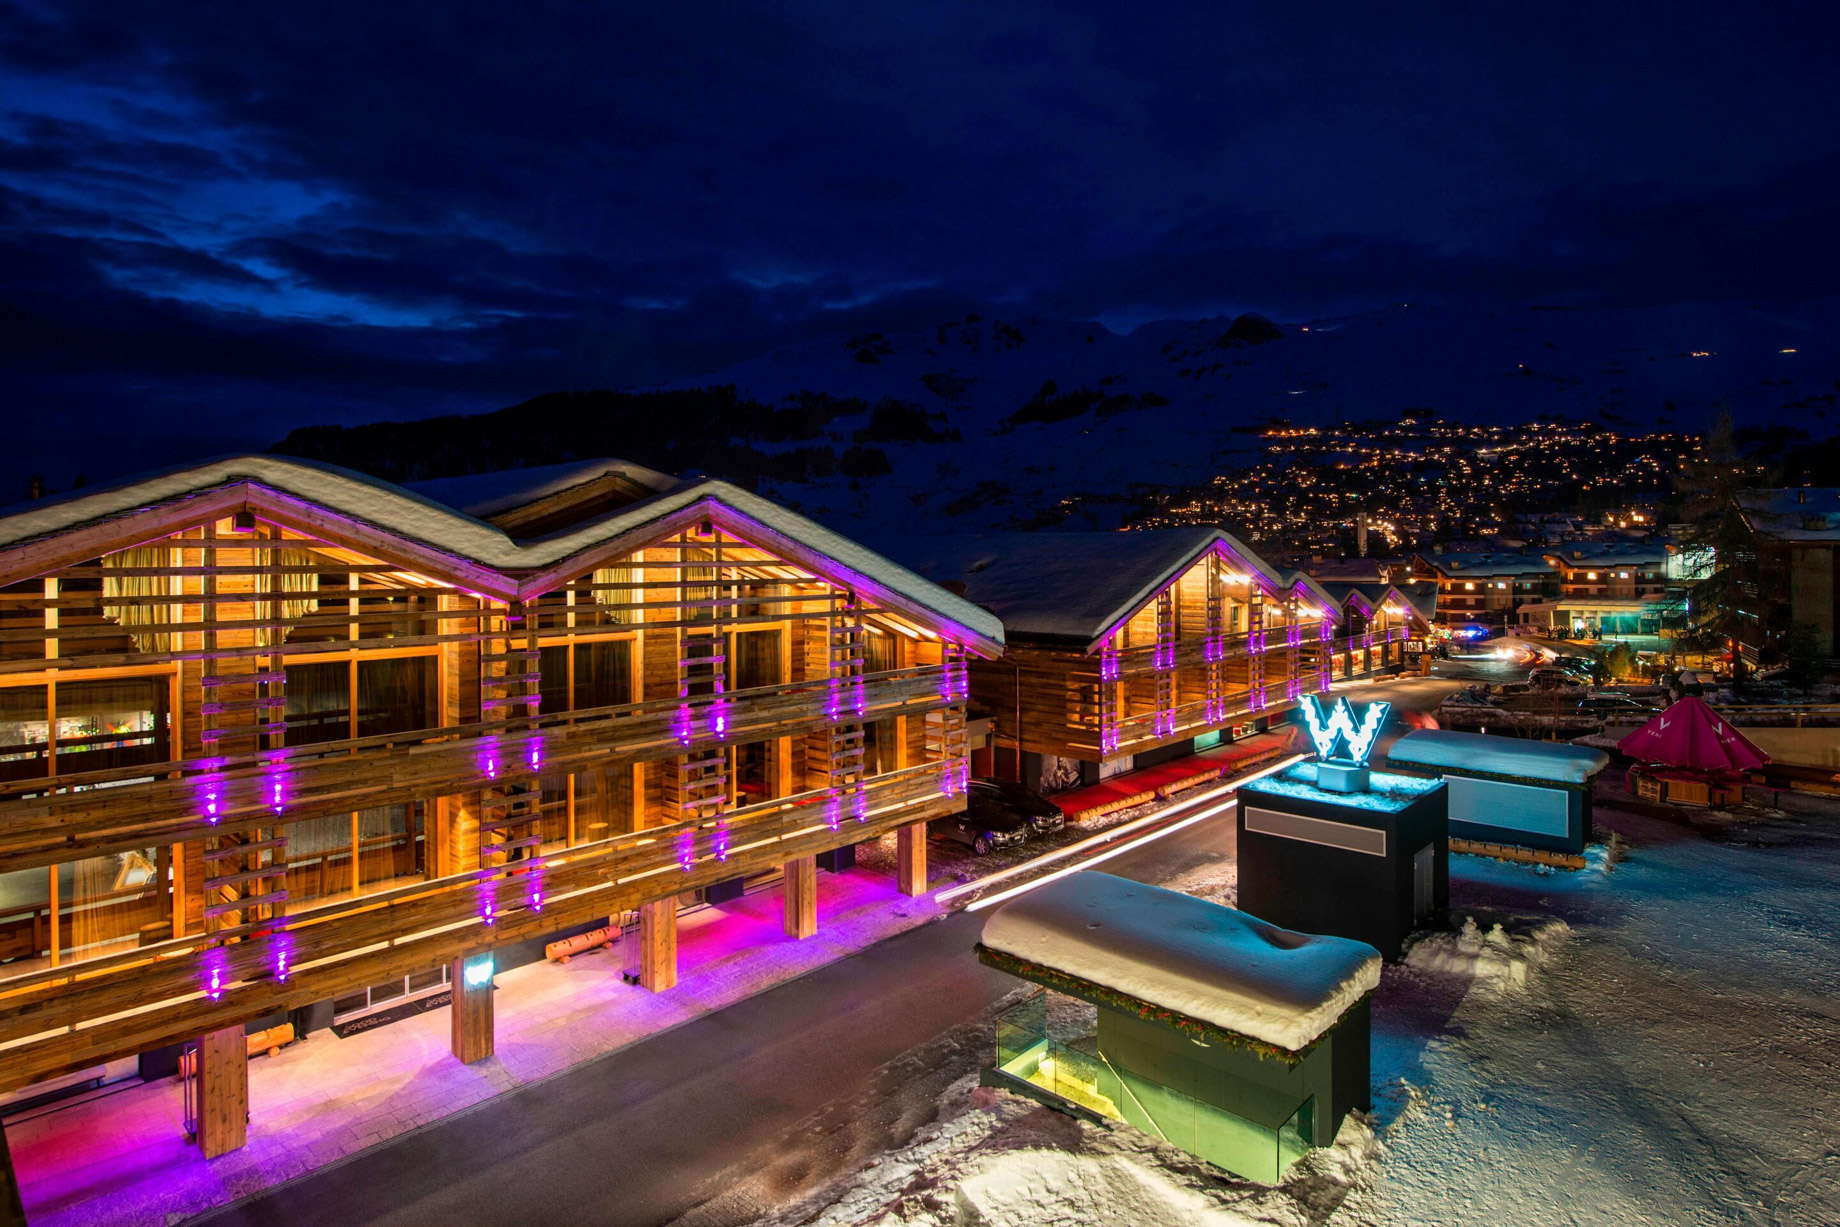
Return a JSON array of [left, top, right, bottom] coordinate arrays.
[[864, 630, 897, 675], [255, 547, 320, 647], [573, 640, 633, 710], [732, 630, 782, 690], [100, 546, 177, 655], [285, 662, 351, 746], [66, 847, 159, 960], [357, 657, 435, 738], [592, 559, 635, 625]]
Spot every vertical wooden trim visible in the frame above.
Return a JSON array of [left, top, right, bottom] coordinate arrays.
[[896, 821, 927, 897], [449, 953, 495, 1064], [638, 898, 677, 992], [196, 1024, 249, 1158], [783, 854, 817, 939], [46, 866, 57, 968]]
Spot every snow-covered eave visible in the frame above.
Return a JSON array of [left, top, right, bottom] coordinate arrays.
[[1286, 573, 1345, 625], [0, 456, 1005, 650], [1078, 531, 1291, 654]]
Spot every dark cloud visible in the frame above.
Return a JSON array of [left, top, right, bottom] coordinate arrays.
[[1, 0, 1838, 493]]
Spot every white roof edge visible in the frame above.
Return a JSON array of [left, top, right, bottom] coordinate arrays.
[[0, 455, 1003, 646]]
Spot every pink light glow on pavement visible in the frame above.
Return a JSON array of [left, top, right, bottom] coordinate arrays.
[[7, 868, 947, 1227]]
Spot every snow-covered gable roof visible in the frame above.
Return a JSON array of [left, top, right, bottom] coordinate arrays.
[[1387, 729, 1610, 787], [404, 458, 676, 519], [1318, 582, 1431, 630], [893, 528, 1285, 649], [1285, 572, 1342, 621], [1418, 550, 1549, 579], [981, 872, 1380, 1052], [1739, 488, 1840, 542], [1543, 540, 1671, 568], [0, 454, 1004, 650]]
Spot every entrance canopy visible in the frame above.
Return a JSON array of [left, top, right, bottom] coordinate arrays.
[[1616, 696, 1770, 772]]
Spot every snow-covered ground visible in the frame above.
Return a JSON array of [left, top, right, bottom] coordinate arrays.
[[722, 792, 1840, 1227]]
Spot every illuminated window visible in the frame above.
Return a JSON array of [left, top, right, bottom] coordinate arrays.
[[1586, 572, 1598, 580], [1619, 571, 1629, 579], [1464, 582, 1475, 591]]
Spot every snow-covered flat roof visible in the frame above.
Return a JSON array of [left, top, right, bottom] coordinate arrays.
[[1387, 729, 1610, 786], [980, 872, 1380, 1052]]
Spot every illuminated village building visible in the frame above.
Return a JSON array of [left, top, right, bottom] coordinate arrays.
[[0, 457, 998, 1157], [1740, 488, 1840, 660], [899, 531, 1342, 795], [1412, 551, 1556, 629], [1516, 542, 1675, 637], [1315, 582, 1437, 674]]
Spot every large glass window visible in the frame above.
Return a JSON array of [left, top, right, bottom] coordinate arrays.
[[357, 656, 436, 738], [286, 656, 435, 746], [538, 640, 633, 714], [0, 686, 49, 783], [0, 678, 168, 782]]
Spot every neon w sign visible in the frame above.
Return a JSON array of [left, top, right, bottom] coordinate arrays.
[[1300, 695, 1390, 766]]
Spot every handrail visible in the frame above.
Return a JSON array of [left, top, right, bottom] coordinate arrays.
[[0, 760, 953, 1006]]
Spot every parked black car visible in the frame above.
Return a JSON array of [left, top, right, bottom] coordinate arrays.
[[968, 778, 1066, 837], [932, 779, 1067, 855], [931, 806, 1029, 856]]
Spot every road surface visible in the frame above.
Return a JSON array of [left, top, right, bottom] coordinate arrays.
[[196, 661, 1505, 1227]]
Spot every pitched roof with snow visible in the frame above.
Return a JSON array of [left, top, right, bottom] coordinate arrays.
[[1416, 550, 1550, 579], [980, 871, 1380, 1052], [1739, 488, 1840, 542], [893, 528, 1287, 648], [1543, 540, 1672, 568], [404, 458, 676, 519], [0, 454, 1004, 650]]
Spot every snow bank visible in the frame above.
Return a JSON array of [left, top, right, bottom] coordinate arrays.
[[953, 1149, 1274, 1227], [1387, 730, 1609, 786], [981, 872, 1380, 1052], [1403, 915, 1570, 993]]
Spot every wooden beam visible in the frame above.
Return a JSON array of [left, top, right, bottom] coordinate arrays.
[[783, 854, 817, 939], [895, 821, 928, 897], [449, 953, 496, 1064], [638, 898, 677, 992], [195, 1024, 248, 1159]]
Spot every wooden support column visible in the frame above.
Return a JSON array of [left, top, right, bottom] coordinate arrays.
[[638, 898, 678, 992], [896, 821, 927, 897], [195, 1024, 248, 1159], [449, 952, 496, 1064], [783, 854, 817, 939]]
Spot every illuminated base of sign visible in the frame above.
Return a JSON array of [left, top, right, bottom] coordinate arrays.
[[1315, 763, 1371, 794]]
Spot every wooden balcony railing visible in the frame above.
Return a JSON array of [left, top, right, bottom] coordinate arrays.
[[0, 758, 962, 1089], [0, 665, 954, 869]]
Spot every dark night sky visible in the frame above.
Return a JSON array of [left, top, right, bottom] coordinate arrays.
[[3, 3, 1839, 491]]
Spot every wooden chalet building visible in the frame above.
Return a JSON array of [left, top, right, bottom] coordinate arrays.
[[0, 456, 999, 1156], [1316, 581, 1436, 677], [901, 530, 1339, 794]]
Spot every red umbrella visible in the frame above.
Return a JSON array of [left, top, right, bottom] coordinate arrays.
[[1616, 696, 1771, 772]]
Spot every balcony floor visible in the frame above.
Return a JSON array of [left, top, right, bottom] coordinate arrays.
[[7, 866, 946, 1227]]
